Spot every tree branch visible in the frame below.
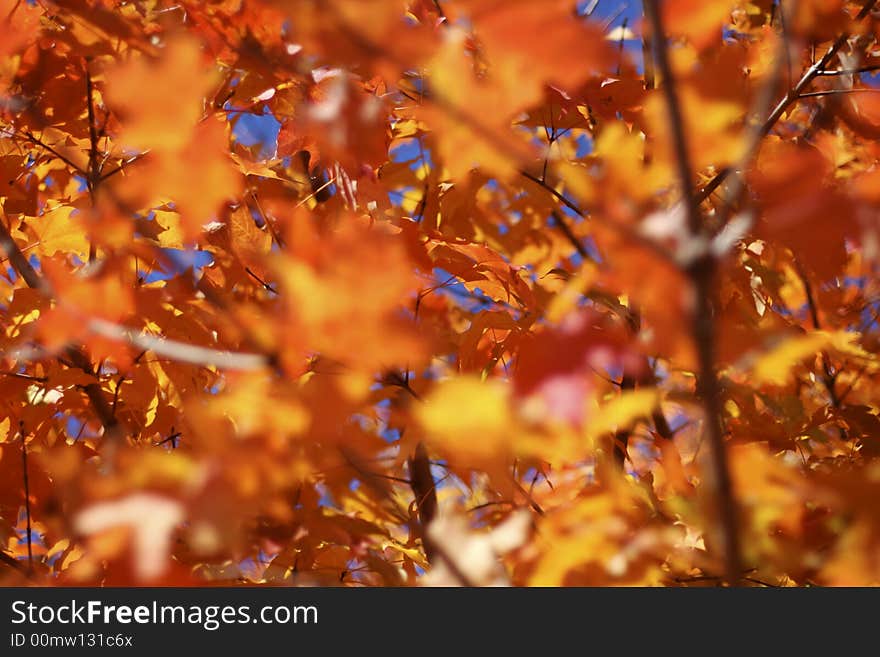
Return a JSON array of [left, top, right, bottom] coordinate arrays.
[[0, 550, 33, 579], [645, 0, 743, 586], [85, 63, 100, 193], [17, 130, 86, 177], [408, 442, 439, 562], [86, 318, 270, 371], [641, 0, 655, 90], [85, 64, 101, 263], [694, 0, 879, 205], [643, 0, 700, 233]]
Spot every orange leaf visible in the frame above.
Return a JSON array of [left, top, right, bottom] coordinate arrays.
[[104, 37, 218, 153]]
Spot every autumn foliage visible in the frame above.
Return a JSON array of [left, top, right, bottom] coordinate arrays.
[[3, 0, 880, 587]]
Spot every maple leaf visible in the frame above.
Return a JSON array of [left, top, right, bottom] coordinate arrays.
[[104, 37, 218, 153], [273, 215, 426, 372], [22, 205, 90, 259], [416, 376, 511, 460], [662, 0, 732, 50], [115, 117, 242, 239], [465, 0, 616, 108], [0, 0, 42, 62]]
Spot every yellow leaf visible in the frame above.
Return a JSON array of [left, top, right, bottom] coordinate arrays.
[[594, 123, 671, 203], [229, 153, 283, 180], [555, 160, 596, 207], [212, 373, 309, 438], [6, 308, 39, 339], [117, 117, 242, 240], [59, 544, 85, 571], [419, 28, 534, 181], [829, 331, 877, 367], [546, 263, 598, 323], [46, 538, 70, 560], [416, 376, 510, 459], [382, 540, 429, 569], [27, 205, 89, 258], [586, 389, 660, 441], [153, 210, 185, 248], [663, 0, 733, 50], [753, 332, 832, 385], [144, 391, 159, 428], [228, 204, 271, 264]]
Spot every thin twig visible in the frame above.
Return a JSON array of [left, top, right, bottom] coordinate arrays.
[[798, 87, 880, 98], [154, 431, 182, 448], [18, 130, 86, 176], [99, 151, 150, 182], [0, 371, 47, 382], [836, 364, 868, 404], [778, 0, 794, 88], [710, 13, 789, 231], [20, 421, 33, 573], [550, 210, 590, 260], [85, 64, 100, 192], [85, 64, 101, 264], [244, 267, 278, 294], [520, 170, 585, 216], [522, 171, 676, 263], [644, 0, 700, 233]]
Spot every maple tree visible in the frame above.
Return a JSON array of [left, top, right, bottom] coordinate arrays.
[[2, 0, 880, 588]]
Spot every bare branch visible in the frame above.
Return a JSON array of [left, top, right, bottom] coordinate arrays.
[[87, 318, 270, 371], [85, 63, 100, 192], [0, 219, 47, 293]]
